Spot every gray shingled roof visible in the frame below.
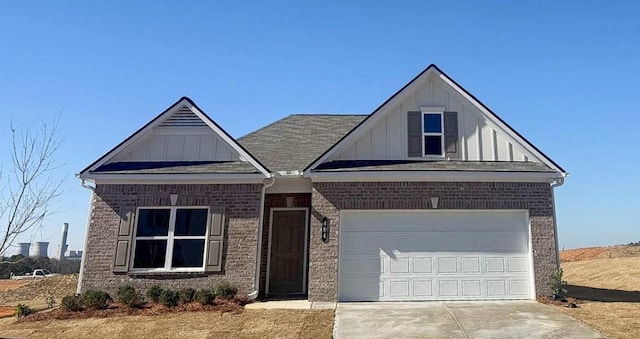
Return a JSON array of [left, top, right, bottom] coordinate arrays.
[[92, 161, 259, 174], [314, 160, 555, 172], [238, 114, 367, 172]]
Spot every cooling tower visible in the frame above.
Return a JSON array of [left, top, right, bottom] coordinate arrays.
[[17, 243, 31, 257], [32, 242, 49, 258]]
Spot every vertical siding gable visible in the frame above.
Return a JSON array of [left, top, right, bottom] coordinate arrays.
[[110, 106, 241, 163], [327, 74, 545, 164]]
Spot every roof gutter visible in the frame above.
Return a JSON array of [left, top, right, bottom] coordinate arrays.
[[550, 173, 568, 270], [75, 173, 95, 294], [248, 173, 277, 300]]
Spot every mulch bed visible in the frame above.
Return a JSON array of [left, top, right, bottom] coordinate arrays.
[[17, 297, 249, 323]]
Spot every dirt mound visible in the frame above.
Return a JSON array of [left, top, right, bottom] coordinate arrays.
[[0, 275, 78, 304], [560, 246, 640, 262]]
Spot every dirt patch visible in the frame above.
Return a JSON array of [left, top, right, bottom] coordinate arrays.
[[560, 245, 640, 262], [0, 307, 14, 318], [0, 309, 335, 339], [0, 275, 77, 304]]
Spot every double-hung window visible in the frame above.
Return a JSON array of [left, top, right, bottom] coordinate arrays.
[[422, 112, 444, 156], [132, 207, 209, 271]]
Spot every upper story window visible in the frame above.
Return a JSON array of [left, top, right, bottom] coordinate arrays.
[[132, 207, 209, 271], [422, 112, 444, 156]]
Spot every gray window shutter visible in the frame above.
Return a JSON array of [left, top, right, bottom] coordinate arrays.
[[113, 206, 136, 273], [407, 111, 422, 157], [444, 112, 459, 159], [206, 206, 225, 272]]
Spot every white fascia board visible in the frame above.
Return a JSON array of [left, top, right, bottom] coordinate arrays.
[[89, 173, 267, 185], [184, 101, 271, 178], [304, 68, 439, 173], [434, 71, 563, 174], [307, 171, 563, 182], [83, 99, 189, 174], [82, 173, 265, 184]]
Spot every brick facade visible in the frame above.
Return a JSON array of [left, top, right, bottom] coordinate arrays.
[[80, 183, 262, 296], [308, 181, 558, 302], [81, 181, 559, 303]]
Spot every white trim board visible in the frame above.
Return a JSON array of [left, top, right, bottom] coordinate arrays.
[[265, 207, 309, 295], [307, 170, 563, 182], [87, 173, 267, 183]]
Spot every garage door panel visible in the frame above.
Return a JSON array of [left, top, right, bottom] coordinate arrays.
[[509, 280, 530, 296], [462, 280, 482, 297], [413, 257, 433, 273], [508, 257, 529, 273], [437, 257, 458, 273], [486, 257, 506, 273], [461, 257, 481, 273], [339, 210, 532, 301]]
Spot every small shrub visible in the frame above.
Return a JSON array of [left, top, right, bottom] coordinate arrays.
[[15, 304, 37, 318], [194, 289, 216, 305], [550, 268, 567, 298], [216, 281, 238, 299], [178, 288, 196, 304], [61, 295, 82, 312], [45, 293, 56, 309], [117, 285, 144, 308], [159, 289, 179, 307], [81, 290, 112, 310], [146, 285, 164, 303]]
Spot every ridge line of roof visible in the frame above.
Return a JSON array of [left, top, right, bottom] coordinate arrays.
[[288, 113, 368, 116]]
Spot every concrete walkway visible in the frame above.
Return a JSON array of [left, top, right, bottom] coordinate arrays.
[[334, 301, 602, 339], [245, 299, 336, 310]]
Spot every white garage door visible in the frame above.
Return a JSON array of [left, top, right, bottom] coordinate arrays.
[[339, 210, 533, 301]]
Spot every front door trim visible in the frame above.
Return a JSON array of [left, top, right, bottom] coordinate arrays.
[[266, 207, 309, 295]]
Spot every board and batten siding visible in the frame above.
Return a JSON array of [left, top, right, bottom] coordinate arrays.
[[328, 74, 535, 163], [112, 123, 238, 163]]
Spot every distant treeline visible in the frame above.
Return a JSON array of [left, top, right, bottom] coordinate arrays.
[[627, 241, 640, 246], [0, 255, 81, 279]]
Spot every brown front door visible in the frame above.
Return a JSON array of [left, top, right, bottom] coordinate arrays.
[[268, 209, 306, 294]]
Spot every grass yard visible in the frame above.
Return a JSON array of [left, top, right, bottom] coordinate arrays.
[[555, 251, 640, 338], [0, 309, 334, 339]]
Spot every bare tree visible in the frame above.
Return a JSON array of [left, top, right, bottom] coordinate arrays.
[[0, 117, 63, 257]]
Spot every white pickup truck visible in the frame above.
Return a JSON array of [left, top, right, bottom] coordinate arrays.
[[10, 269, 59, 280]]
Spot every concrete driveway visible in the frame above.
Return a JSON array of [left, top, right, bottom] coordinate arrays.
[[334, 301, 602, 339]]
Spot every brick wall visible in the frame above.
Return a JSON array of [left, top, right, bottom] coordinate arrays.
[[308, 181, 558, 302], [259, 193, 311, 295], [80, 183, 262, 296]]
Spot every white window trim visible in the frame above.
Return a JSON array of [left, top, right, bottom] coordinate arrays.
[[130, 206, 209, 273], [421, 111, 445, 157]]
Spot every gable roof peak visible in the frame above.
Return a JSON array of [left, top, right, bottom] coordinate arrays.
[[79, 96, 271, 177], [303, 63, 566, 174]]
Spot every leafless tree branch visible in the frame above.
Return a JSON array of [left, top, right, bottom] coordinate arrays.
[[0, 116, 64, 257]]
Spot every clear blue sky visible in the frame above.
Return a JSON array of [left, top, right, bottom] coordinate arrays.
[[1, 1, 638, 254]]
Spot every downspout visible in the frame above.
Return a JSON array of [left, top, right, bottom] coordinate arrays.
[[75, 174, 95, 294], [550, 176, 566, 270], [248, 173, 277, 300]]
